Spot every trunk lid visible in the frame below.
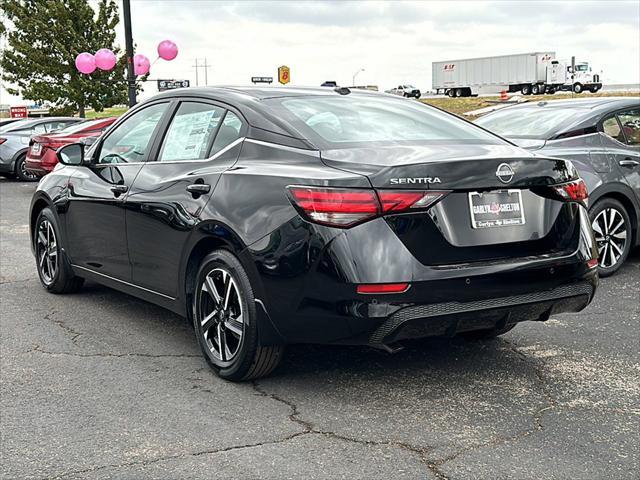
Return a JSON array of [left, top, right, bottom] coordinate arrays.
[[320, 144, 575, 190], [321, 143, 581, 266]]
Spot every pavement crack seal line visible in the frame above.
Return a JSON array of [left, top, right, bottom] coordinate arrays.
[[49, 432, 310, 479], [30, 344, 202, 359], [424, 338, 558, 479], [251, 381, 436, 477], [44, 310, 83, 344]]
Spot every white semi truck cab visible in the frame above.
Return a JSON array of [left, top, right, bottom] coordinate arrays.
[[563, 62, 603, 93]]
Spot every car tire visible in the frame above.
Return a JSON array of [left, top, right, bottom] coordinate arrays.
[[447, 89, 455, 98], [573, 83, 583, 94], [34, 208, 84, 293], [589, 198, 632, 277], [589, 86, 599, 93], [531, 84, 540, 95], [521, 85, 531, 95], [459, 323, 517, 340], [193, 249, 284, 381], [16, 154, 38, 182]]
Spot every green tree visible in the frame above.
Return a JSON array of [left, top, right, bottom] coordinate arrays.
[[1, 0, 127, 117]]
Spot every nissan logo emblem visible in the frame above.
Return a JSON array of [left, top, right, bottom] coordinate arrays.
[[496, 163, 515, 184]]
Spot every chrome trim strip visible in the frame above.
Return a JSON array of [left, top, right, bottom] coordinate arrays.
[[71, 264, 176, 300], [244, 138, 320, 157], [93, 138, 246, 167]]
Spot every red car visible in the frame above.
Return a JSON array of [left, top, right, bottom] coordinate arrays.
[[25, 117, 117, 177]]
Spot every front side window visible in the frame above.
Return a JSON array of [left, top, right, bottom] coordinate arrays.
[[98, 103, 168, 164], [617, 110, 640, 146], [602, 116, 624, 143], [269, 95, 502, 147], [159, 102, 225, 162]]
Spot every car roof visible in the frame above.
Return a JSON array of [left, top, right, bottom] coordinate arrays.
[[1, 116, 80, 132], [508, 96, 639, 111], [146, 86, 389, 144]]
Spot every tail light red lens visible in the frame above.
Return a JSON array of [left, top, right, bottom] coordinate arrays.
[[287, 186, 448, 227], [0, 138, 6, 145], [554, 179, 588, 203]]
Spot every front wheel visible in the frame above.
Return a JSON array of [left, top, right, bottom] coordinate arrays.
[[573, 83, 583, 93], [16, 155, 38, 182], [589, 198, 632, 277], [193, 250, 284, 381]]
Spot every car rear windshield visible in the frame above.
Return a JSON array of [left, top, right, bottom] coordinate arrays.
[[266, 95, 504, 148], [57, 118, 109, 134], [475, 107, 585, 139]]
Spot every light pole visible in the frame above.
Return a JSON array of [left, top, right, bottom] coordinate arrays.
[[123, 0, 136, 107], [352, 68, 365, 86]]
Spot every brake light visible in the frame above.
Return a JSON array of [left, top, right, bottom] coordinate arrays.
[[0, 138, 6, 145], [357, 283, 410, 294], [554, 179, 588, 203], [287, 186, 448, 227]]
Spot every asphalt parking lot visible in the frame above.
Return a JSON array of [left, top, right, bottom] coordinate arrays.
[[1, 178, 638, 480]]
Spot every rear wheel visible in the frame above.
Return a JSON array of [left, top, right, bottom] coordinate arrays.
[[193, 250, 284, 381], [455, 88, 463, 97], [35, 208, 84, 293], [589, 198, 632, 277], [16, 154, 38, 182], [460, 323, 517, 340], [447, 89, 456, 98], [531, 84, 540, 95], [589, 86, 599, 93], [521, 84, 531, 95]]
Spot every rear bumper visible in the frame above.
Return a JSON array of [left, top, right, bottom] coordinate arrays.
[[25, 153, 55, 177], [249, 205, 598, 345]]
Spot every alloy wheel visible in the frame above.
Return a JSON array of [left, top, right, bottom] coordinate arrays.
[[197, 267, 245, 363], [19, 159, 38, 181], [37, 219, 58, 284], [591, 207, 627, 269]]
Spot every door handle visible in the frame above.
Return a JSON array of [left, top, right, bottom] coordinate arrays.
[[110, 184, 128, 196], [186, 183, 211, 196], [619, 158, 640, 168]]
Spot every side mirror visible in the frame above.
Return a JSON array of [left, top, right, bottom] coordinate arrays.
[[57, 143, 84, 166]]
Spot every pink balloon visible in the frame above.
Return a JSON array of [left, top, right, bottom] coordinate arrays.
[[75, 52, 96, 74], [157, 40, 178, 61], [133, 54, 150, 76], [95, 48, 116, 71]]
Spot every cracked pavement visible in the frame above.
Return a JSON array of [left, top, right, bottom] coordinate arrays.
[[1, 179, 639, 479]]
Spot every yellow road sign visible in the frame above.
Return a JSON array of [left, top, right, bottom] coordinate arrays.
[[278, 65, 290, 85]]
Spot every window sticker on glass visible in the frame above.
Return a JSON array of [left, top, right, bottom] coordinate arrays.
[[160, 103, 224, 162]]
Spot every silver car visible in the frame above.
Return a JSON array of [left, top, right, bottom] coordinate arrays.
[[476, 97, 640, 276], [0, 117, 81, 181]]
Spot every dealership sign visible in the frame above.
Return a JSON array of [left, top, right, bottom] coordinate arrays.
[[157, 79, 190, 91], [278, 65, 290, 85], [10, 106, 28, 118]]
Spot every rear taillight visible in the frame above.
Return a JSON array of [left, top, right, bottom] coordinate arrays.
[[0, 138, 6, 145], [287, 186, 448, 228], [554, 179, 588, 203]]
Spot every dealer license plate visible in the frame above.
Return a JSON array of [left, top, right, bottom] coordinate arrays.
[[468, 190, 525, 229]]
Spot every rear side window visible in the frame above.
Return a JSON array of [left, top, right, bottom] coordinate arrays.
[[602, 116, 624, 143], [617, 109, 640, 146], [211, 111, 243, 154], [159, 102, 225, 162], [268, 95, 502, 147]]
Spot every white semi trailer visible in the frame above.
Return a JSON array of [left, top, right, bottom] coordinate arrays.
[[432, 52, 568, 97]]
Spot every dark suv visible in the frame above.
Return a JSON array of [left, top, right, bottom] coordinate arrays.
[[30, 87, 598, 380], [476, 97, 640, 276]]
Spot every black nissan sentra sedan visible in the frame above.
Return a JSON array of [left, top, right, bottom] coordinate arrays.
[[30, 87, 598, 381]]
